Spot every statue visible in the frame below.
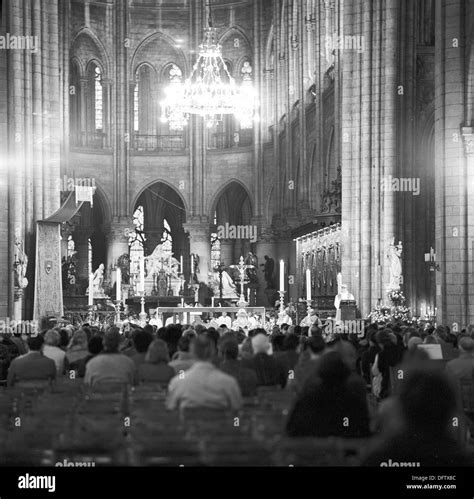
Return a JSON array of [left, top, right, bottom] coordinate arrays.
[[87, 263, 107, 298], [261, 255, 275, 289], [209, 269, 239, 299], [387, 239, 403, 291], [146, 244, 180, 278], [117, 253, 130, 284], [14, 233, 28, 290], [245, 251, 259, 286]]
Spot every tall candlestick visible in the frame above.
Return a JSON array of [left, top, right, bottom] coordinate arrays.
[[88, 273, 94, 306], [116, 267, 121, 302], [140, 256, 145, 295], [306, 269, 311, 301], [279, 260, 284, 292]]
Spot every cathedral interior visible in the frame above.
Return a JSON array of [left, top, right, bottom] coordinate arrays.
[[0, 0, 472, 328], [3, 0, 474, 481]]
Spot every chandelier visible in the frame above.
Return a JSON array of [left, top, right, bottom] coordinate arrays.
[[161, 15, 258, 130]]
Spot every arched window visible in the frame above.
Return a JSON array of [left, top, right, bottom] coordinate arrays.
[[129, 206, 146, 274], [94, 66, 103, 131], [85, 61, 104, 147], [69, 60, 81, 145], [210, 212, 221, 269]]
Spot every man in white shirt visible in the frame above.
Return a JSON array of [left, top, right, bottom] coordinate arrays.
[[166, 335, 242, 411]]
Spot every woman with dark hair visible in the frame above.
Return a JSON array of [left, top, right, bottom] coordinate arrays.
[[286, 351, 370, 438]]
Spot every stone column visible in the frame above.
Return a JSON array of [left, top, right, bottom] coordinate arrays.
[[434, 0, 467, 327], [462, 128, 474, 325], [102, 79, 113, 147], [105, 219, 133, 269], [183, 221, 211, 284]]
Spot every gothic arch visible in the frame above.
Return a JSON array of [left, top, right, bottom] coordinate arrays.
[[218, 25, 253, 53], [131, 179, 189, 219], [209, 179, 253, 222], [131, 32, 188, 77], [71, 28, 111, 78], [70, 56, 84, 78]]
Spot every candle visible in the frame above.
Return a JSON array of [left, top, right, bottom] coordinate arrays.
[[280, 260, 284, 292], [140, 256, 145, 294], [180, 255, 183, 274], [191, 254, 194, 274], [306, 269, 311, 301], [116, 267, 121, 302], [88, 273, 94, 306], [212, 297, 215, 307], [181, 297, 184, 307], [247, 288, 250, 301]]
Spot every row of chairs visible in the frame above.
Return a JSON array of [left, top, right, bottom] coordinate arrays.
[[0, 380, 370, 466]]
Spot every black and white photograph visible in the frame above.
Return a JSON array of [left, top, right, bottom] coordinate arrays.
[[0, 0, 473, 495]]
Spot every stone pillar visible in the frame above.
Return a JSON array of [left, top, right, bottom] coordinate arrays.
[[102, 79, 112, 147], [434, 0, 467, 327], [184, 222, 211, 284], [105, 219, 133, 269], [340, 0, 399, 317], [462, 128, 474, 325]]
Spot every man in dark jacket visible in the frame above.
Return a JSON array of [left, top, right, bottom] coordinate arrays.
[[7, 335, 56, 387], [242, 334, 287, 388], [219, 338, 257, 397]]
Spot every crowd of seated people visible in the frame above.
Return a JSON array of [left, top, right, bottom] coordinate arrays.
[[0, 317, 473, 466]]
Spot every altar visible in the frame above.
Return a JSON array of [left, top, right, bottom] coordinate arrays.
[[155, 307, 267, 328]]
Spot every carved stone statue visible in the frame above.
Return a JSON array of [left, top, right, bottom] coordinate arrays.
[[14, 233, 28, 289], [261, 255, 275, 289], [146, 244, 180, 278], [209, 270, 239, 299], [387, 240, 403, 291], [87, 263, 107, 298]]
